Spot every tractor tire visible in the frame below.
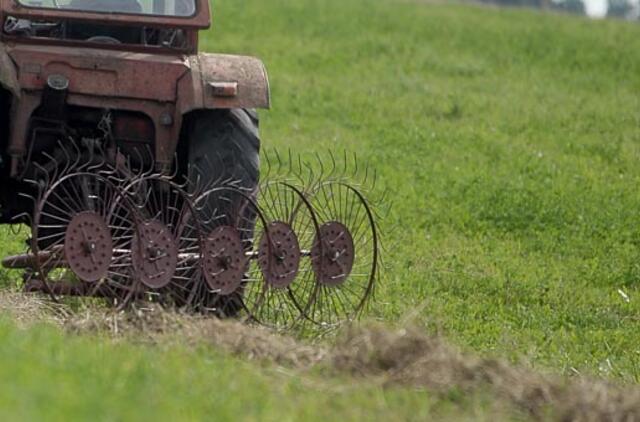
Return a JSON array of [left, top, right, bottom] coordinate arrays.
[[187, 108, 260, 191], [186, 108, 261, 317]]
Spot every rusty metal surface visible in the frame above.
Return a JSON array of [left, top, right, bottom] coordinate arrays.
[[1, 0, 271, 176], [2, 248, 63, 270], [7, 92, 38, 177], [4, 47, 270, 172], [24, 279, 143, 298], [202, 226, 246, 296], [3, 46, 271, 111], [208, 81, 238, 98], [311, 221, 355, 287], [258, 221, 301, 289], [0, 44, 18, 96], [188, 53, 271, 110], [64, 211, 113, 282], [131, 220, 179, 289], [8, 45, 189, 102], [2, 254, 34, 269], [24, 279, 96, 296]]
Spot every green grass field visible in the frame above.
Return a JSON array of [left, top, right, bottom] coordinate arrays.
[[2, 0, 640, 419], [207, 0, 640, 380]]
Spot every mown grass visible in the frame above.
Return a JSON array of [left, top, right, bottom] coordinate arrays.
[[0, 318, 509, 421], [1, 0, 640, 419]]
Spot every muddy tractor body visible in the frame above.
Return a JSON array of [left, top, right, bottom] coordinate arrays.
[[0, 0, 269, 223], [0, 0, 379, 328]]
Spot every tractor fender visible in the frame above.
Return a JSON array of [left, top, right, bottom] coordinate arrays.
[[179, 53, 270, 113], [0, 45, 19, 97]]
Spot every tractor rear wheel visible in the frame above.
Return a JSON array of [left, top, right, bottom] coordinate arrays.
[[186, 108, 261, 317]]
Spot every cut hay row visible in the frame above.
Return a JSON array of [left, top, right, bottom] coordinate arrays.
[[1, 291, 637, 421]]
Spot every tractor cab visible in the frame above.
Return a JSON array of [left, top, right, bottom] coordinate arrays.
[[1, 0, 208, 52]]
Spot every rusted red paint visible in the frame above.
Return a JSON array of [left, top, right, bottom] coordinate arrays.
[[203, 226, 247, 296], [0, 0, 270, 176], [258, 221, 301, 289], [24, 279, 144, 298], [0, 44, 17, 95], [311, 221, 356, 287], [64, 211, 113, 283], [131, 220, 179, 289]]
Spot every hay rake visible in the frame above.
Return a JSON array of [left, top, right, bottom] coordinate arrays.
[[2, 146, 382, 329]]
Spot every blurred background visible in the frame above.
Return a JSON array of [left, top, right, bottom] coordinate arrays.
[[479, 0, 640, 19]]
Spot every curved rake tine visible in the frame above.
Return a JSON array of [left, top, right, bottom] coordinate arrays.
[[69, 138, 83, 171], [362, 159, 371, 189], [185, 162, 198, 192], [10, 212, 30, 224], [303, 159, 316, 189], [262, 148, 274, 181], [40, 150, 60, 183], [132, 145, 155, 179], [351, 151, 358, 179], [166, 153, 180, 180], [126, 150, 138, 178], [295, 153, 306, 185], [271, 148, 286, 180], [32, 162, 51, 189], [341, 149, 348, 179], [144, 145, 158, 178], [328, 150, 337, 181], [371, 166, 378, 191], [86, 142, 108, 173], [78, 142, 95, 172], [9, 213, 31, 236], [313, 151, 325, 183], [287, 148, 294, 177], [57, 140, 73, 176]]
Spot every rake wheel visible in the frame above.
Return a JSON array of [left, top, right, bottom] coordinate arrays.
[[30, 172, 138, 306], [125, 175, 202, 308], [4, 148, 386, 328], [306, 182, 379, 327], [243, 181, 320, 329], [190, 185, 261, 317]]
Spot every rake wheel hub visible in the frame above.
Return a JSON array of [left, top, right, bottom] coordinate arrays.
[[258, 221, 301, 289], [64, 211, 113, 282], [202, 226, 246, 296], [131, 220, 178, 289], [312, 221, 355, 287]]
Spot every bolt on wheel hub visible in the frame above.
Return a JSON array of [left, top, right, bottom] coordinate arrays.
[[258, 221, 301, 289], [311, 221, 355, 287], [64, 211, 113, 282], [202, 226, 246, 296], [131, 220, 178, 289]]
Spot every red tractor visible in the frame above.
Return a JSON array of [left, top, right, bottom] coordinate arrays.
[[0, 0, 379, 328], [0, 0, 267, 221]]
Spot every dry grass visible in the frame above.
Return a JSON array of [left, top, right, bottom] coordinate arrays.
[[332, 325, 640, 421], [0, 290, 71, 327], [65, 305, 328, 368], [1, 291, 639, 421]]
